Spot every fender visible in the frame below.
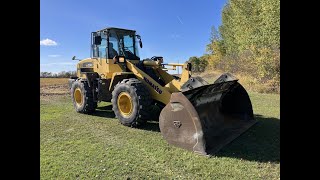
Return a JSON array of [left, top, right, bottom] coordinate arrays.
[[108, 72, 134, 91]]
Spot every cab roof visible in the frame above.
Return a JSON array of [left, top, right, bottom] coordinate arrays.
[[96, 27, 136, 33]]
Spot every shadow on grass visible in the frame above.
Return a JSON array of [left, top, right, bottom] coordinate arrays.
[[92, 104, 161, 131], [215, 114, 280, 163], [141, 114, 279, 163], [89, 105, 279, 163], [90, 104, 115, 118], [140, 121, 161, 132]]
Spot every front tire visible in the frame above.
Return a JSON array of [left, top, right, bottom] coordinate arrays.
[[71, 80, 97, 114], [111, 78, 152, 127]]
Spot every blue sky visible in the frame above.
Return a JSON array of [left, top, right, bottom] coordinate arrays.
[[40, 0, 227, 73]]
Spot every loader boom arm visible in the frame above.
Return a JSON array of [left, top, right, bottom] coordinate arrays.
[[126, 61, 173, 104]]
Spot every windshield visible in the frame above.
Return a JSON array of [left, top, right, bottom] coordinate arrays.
[[108, 30, 140, 60]]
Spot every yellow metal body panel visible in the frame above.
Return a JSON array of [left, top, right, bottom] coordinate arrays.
[[76, 57, 191, 105], [143, 60, 161, 66], [109, 72, 134, 90], [76, 58, 139, 79], [126, 61, 191, 104], [180, 63, 191, 83], [126, 61, 173, 104], [167, 63, 184, 66], [154, 68, 181, 92], [165, 79, 182, 92]]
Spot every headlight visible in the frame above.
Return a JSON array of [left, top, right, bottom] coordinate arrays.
[[83, 62, 93, 67], [119, 57, 125, 63]]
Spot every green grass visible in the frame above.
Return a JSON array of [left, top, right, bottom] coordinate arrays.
[[40, 92, 280, 179]]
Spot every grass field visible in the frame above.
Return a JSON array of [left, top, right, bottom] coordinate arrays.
[[40, 78, 280, 179]]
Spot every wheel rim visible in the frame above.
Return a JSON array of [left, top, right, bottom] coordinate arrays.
[[117, 92, 133, 117], [74, 88, 83, 106]]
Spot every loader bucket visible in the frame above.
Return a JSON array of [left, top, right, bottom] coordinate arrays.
[[159, 76, 256, 155]]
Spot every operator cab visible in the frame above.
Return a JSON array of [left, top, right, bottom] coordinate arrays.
[[91, 27, 142, 60]]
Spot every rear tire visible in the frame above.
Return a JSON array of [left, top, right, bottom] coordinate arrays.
[[111, 78, 152, 127], [71, 80, 97, 114]]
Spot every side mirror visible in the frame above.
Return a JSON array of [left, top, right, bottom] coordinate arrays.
[[72, 56, 80, 61], [94, 36, 102, 45], [136, 34, 143, 48], [186, 62, 192, 71]]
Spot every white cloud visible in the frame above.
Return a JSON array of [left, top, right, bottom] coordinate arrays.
[[40, 38, 58, 46], [48, 54, 61, 57]]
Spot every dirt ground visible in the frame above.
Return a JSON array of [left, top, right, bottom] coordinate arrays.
[[40, 78, 70, 101]]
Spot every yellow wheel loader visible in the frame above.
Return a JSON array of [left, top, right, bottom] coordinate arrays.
[[68, 27, 256, 155]]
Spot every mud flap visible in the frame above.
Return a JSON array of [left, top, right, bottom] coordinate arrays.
[[159, 78, 256, 155]]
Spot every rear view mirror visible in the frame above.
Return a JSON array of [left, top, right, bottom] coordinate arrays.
[[94, 36, 102, 45], [186, 62, 192, 71], [72, 56, 80, 61], [136, 34, 143, 48]]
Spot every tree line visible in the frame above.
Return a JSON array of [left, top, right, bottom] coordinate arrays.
[[40, 71, 77, 78], [187, 0, 280, 92]]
